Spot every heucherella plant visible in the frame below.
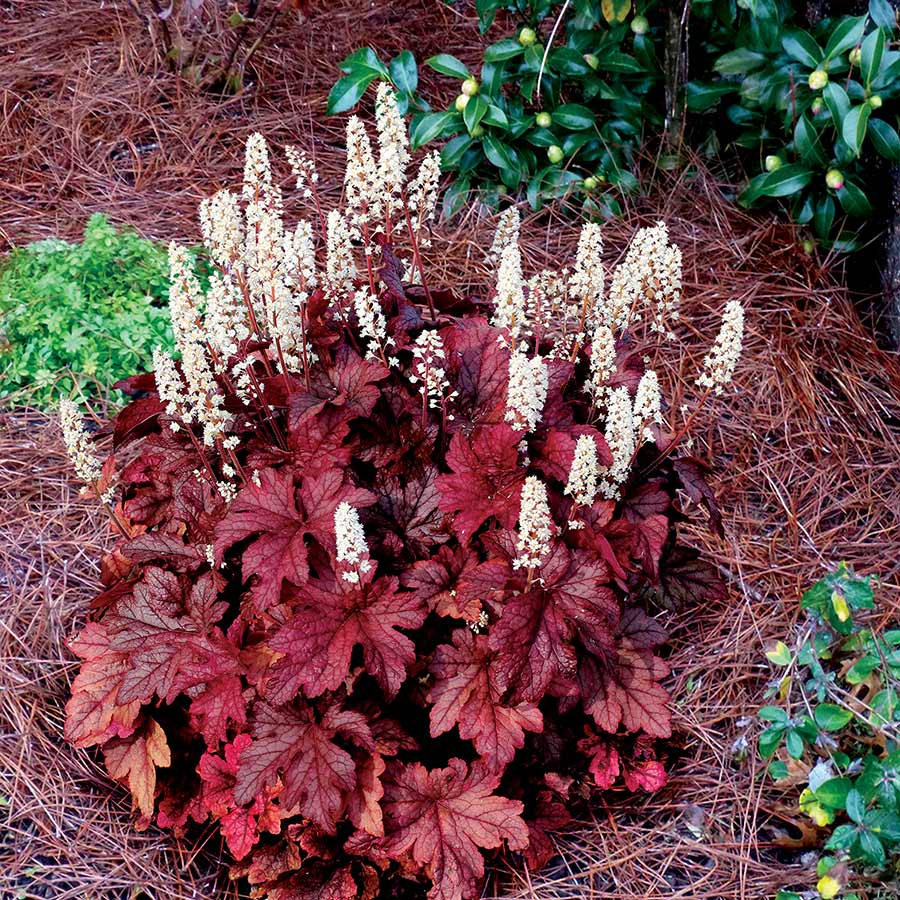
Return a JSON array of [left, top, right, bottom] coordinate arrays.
[[61, 87, 742, 900]]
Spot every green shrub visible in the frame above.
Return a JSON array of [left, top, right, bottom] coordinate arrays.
[[327, 0, 661, 217], [758, 563, 900, 899], [690, 0, 900, 251], [0, 214, 176, 409]]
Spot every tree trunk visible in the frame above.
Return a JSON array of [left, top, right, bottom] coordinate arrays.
[[664, 1, 691, 147]]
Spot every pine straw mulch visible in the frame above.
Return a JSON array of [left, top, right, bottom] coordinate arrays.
[[2, 2, 900, 899]]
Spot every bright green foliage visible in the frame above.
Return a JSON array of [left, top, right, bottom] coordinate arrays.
[[690, 0, 900, 250], [0, 214, 176, 409], [759, 564, 900, 899], [327, 1, 661, 218]]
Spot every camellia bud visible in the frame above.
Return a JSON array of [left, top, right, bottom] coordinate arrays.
[[811, 97, 825, 115], [547, 145, 564, 164], [802, 239, 815, 254], [454, 94, 470, 112], [471, 124, 485, 138], [631, 15, 649, 35], [519, 26, 537, 46], [535, 111, 552, 128], [849, 47, 862, 66], [869, 94, 883, 109], [765, 155, 782, 172], [808, 69, 828, 90], [583, 53, 600, 70], [583, 176, 598, 190], [825, 168, 844, 191], [461, 77, 479, 97]]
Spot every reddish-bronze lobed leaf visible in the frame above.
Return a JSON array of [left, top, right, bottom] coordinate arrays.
[[382, 758, 529, 900], [435, 423, 525, 540], [442, 318, 509, 428], [234, 701, 372, 833], [429, 628, 542, 770], [267, 574, 426, 701], [103, 718, 171, 822]]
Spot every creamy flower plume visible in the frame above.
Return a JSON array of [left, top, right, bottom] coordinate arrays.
[[242, 132, 275, 207], [606, 221, 675, 333], [375, 82, 410, 214], [59, 399, 108, 498], [325, 210, 356, 310], [283, 220, 317, 290], [586, 324, 616, 403], [335, 501, 372, 584], [180, 340, 231, 446], [600, 386, 636, 499], [168, 243, 205, 349], [526, 270, 566, 347], [505, 350, 548, 432], [491, 242, 527, 342], [199, 190, 243, 270], [353, 290, 394, 364], [345, 116, 383, 231], [489, 207, 521, 263], [153, 347, 191, 430], [285, 145, 319, 199], [569, 223, 604, 334], [513, 476, 554, 571], [564, 434, 600, 510], [409, 329, 454, 411], [633, 369, 662, 444], [696, 300, 744, 393], [408, 150, 442, 233]]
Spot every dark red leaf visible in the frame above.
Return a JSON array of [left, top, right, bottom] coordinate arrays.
[[429, 629, 542, 770], [442, 318, 508, 428], [659, 546, 727, 609], [673, 456, 723, 536], [435, 424, 525, 540], [382, 758, 528, 900]]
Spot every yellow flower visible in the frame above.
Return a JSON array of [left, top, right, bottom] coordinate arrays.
[[831, 591, 851, 623], [817, 874, 841, 899]]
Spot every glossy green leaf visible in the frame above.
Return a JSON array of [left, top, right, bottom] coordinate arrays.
[[440, 134, 474, 169], [823, 82, 851, 125], [409, 111, 458, 150], [714, 48, 768, 76], [814, 195, 836, 239], [759, 705, 789, 723], [782, 30, 823, 69], [463, 95, 489, 134], [482, 135, 519, 173], [824, 16, 867, 61], [484, 40, 523, 63], [389, 50, 418, 96], [795, 114, 827, 166], [553, 103, 596, 130], [482, 104, 509, 128], [869, 0, 897, 31], [816, 777, 852, 809], [441, 177, 470, 219], [869, 119, 900, 160], [686, 82, 735, 112], [785, 728, 805, 759], [859, 830, 887, 867], [326, 73, 377, 115], [846, 788, 867, 823], [742, 164, 814, 204], [425, 54, 470, 79], [550, 48, 593, 76], [861, 28, 886, 87], [843, 104, 872, 156], [338, 47, 390, 78], [837, 181, 872, 216]]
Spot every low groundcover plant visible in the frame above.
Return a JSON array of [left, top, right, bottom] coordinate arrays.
[[61, 86, 742, 900]]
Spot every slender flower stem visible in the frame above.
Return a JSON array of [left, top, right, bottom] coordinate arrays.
[[404, 210, 436, 320], [639, 386, 712, 476]]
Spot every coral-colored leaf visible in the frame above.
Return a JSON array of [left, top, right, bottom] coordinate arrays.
[[400, 545, 483, 619], [234, 701, 372, 833], [105, 568, 240, 705], [103, 718, 170, 820], [436, 424, 525, 540], [213, 468, 309, 610], [190, 674, 247, 748], [382, 758, 529, 900], [347, 752, 386, 837], [578, 648, 671, 738], [429, 629, 542, 770], [267, 574, 426, 701], [587, 741, 621, 789], [65, 622, 141, 747]]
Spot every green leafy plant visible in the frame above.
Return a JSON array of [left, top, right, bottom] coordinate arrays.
[[690, 0, 900, 250], [758, 564, 900, 899], [0, 214, 178, 409], [327, 1, 662, 216]]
